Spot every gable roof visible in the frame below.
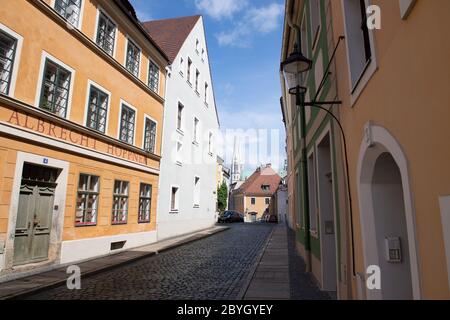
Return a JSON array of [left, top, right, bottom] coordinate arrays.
[[235, 166, 281, 197], [142, 15, 201, 63]]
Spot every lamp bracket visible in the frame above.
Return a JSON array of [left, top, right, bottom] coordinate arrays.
[[302, 101, 342, 106]]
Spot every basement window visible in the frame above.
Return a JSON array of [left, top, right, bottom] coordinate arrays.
[[110, 241, 126, 251]]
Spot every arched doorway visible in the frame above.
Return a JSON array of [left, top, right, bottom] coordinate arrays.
[[357, 124, 421, 300]]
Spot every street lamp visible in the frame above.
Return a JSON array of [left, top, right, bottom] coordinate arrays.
[[281, 44, 311, 105]]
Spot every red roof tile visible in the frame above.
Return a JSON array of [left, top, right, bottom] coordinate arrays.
[[142, 15, 201, 63], [235, 166, 281, 197]]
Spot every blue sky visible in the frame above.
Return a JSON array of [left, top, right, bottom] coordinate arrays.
[[130, 0, 286, 177]]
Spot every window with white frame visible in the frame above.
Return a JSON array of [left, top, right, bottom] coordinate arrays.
[[86, 84, 108, 133], [112, 180, 129, 224], [208, 132, 214, 155], [177, 102, 184, 131], [39, 59, 72, 118], [201, 48, 205, 61], [193, 117, 199, 143], [204, 82, 209, 104], [75, 174, 99, 226], [195, 69, 200, 92], [310, 0, 321, 49], [179, 57, 184, 76], [126, 39, 140, 77], [96, 11, 116, 56], [0, 30, 18, 95], [193, 176, 200, 207], [343, 0, 373, 89], [176, 141, 183, 164], [54, 0, 82, 28], [119, 104, 135, 144], [138, 183, 152, 223], [148, 60, 159, 93], [170, 186, 179, 212], [307, 153, 318, 232], [143, 117, 157, 153], [195, 39, 199, 53], [187, 58, 192, 83]]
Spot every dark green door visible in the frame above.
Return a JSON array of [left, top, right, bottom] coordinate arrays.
[[13, 163, 58, 266]]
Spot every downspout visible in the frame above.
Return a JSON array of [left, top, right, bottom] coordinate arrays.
[[285, 0, 312, 272]]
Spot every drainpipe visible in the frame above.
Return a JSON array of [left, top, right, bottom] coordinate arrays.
[[285, 0, 312, 272]]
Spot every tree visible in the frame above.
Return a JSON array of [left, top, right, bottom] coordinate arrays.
[[217, 181, 228, 213]]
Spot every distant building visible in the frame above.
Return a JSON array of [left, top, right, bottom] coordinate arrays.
[[231, 164, 281, 222], [231, 136, 244, 184], [216, 156, 230, 211]]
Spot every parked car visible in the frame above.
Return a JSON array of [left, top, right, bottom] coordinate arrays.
[[218, 211, 244, 223]]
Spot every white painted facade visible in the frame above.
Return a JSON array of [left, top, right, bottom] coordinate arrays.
[[156, 17, 219, 240]]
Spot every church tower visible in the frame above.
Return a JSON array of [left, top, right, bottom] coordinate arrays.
[[231, 136, 243, 184]]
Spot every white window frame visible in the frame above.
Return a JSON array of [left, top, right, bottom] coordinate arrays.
[[193, 175, 200, 207], [147, 57, 160, 94], [50, 0, 86, 30], [142, 113, 158, 154], [83, 79, 112, 134], [186, 57, 192, 85], [175, 140, 183, 166], [123, 35, 142, 79], [341, 0, 378, 106], [93, 7, 118, 58], [0, 22, 23, 98], [34, 51, 76, 120], [117, 99, 138, 145], [193, 117, 200, 145], [176, 101, 185, 133], [309, 0, 322, 52], [170, 185, 180, 213]]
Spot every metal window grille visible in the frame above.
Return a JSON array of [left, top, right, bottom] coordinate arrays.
[[76, 174, 99, 226], [112, 180, 129, 224], [87, 86, 108, 133], [39, 59, 71, 118]]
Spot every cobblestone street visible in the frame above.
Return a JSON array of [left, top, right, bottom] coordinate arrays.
[[23, 224, 274, 300]]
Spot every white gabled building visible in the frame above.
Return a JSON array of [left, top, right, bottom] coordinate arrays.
[[143, 16, 220, 240]]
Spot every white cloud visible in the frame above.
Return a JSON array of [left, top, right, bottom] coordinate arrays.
[[195, 0, 247, 20], [215, 2, 284, 47]]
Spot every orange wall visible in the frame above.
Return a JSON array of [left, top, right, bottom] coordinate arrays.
[[329, 0, 450, 298]]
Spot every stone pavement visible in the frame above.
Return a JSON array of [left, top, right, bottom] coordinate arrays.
[[241, 224, 332, 300], [0, 226, 229, 300], [241, 224, 290, 300]]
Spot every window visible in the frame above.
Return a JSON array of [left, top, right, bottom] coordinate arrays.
[[193, 177, 200, 207], [265, 198, 270, 205], [125, 39, 140, 77], [195, 39, 199, 53], [75, 174, 99, 226], [343, 0, 373, 89], [195, 69, 200, 92], [308, 153, 318, 232], [148, 61, 159, 93], [201, 48, 205, 61], [112, 180, 129, 224], [261, 185, 270, 191], [251, 198, 256, 205], [39, 59, 71, 118], [204, 83, 209, 104], [187, 58, 192, 83], [170, 186, 179, 212], [176, 141, 183, 164], [86, 84, 108, 133], [138, 183, 152, 223], [119, 104, 136, 144], [179, 57, 184, 76], [143, 117, 157, 153], [310, 0, 321, 49], [193, 117, 199, 143], [0, 30, 17, 95], [208, 132, 214, 155], [177, 103, 184, 131], [55, 0, 82, 28], [96, 11, 116, 56]]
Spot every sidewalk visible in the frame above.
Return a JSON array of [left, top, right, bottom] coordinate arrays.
[[241, 224, 290, 300], [0, 226, 229, 300]]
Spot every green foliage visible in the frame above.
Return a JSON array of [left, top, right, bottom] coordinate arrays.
[[217, 181, 228, 212]]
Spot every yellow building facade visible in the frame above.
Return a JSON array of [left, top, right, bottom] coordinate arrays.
[[0, 0, 168, 277]]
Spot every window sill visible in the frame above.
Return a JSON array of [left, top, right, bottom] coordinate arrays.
[[193, 205, 200, 209], [204, 102, 209, 108], [176, 161, 183, 167], [75, 222, 97, 227], [179, 71, 184, 77], [112, 221, 128, 226], [192, 141, 199, 147], [138, 220, 151, 224], [195, 90, 200, 97], [187, 81, 192, 88], [176, 128, 185, 136], [170, 210, 179, 214]]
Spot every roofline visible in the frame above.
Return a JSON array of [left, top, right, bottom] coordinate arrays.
[[112, 0, 170, 62]]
